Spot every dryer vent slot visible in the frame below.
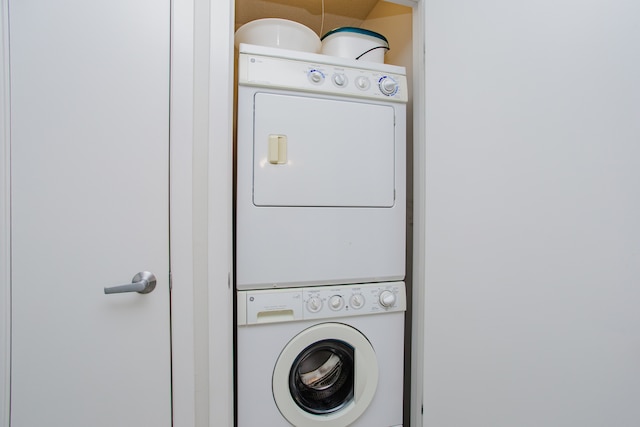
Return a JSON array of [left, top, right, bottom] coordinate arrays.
[[257, 309, 295, 323]]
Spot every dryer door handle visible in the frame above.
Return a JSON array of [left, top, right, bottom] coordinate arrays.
[[268, 134, 288, 164]]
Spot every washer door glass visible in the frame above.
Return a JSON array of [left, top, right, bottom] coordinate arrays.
[[273, 323, 379, 427], [289, 339, 354, 414]]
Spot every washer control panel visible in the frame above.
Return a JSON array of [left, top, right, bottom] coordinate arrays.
[[238, 48, 408, 103], [238, 282, 406, 325]]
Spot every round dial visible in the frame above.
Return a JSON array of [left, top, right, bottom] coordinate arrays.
[[349, 294, 365, 309], [308, 69, 325, 84], [332, 73, 348, 87], [378, 290, 396, 308], [378, 76, 399, 96], [329, 295, 344, 311], [355, 75, 370, 90], [307, 296, 323, 313]]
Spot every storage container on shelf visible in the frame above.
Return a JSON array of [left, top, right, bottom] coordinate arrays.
[[321, 27, 389, 63], [235, 18, 321, 53]]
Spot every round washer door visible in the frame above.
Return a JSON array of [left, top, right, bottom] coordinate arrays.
[[272, 323, 378, 427]]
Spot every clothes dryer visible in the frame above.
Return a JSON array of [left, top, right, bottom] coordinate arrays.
[[236, 282, 405, 427], [235, 44, 407, 290]]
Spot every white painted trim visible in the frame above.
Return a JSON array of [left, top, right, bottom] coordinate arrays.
[[170, 0, 197, 425], [208, 0, 235, 425], [410, 1, 426, 425], [0, 0, 11, 425]]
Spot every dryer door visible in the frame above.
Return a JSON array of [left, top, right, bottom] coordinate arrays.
[[273, 323, 378, 427], [253, 93, 396, 208]]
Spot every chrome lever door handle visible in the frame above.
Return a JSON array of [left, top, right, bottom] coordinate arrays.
[[104, 271, 157, 295]]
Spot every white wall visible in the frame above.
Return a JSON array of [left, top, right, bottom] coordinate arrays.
[[422, 0, 640, 426]]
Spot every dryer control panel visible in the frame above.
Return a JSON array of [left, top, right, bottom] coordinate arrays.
[[238, 43, 408, 103], [238, 282, 406, 326]]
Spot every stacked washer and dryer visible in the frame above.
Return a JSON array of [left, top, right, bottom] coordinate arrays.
[[235, 39, 408, 427]]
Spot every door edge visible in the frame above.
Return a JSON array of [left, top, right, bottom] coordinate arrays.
[[0, 0, 11, 425]]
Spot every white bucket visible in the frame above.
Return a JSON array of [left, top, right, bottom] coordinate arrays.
[[321, 27, 389, 63], [235, 18, 321, 53]]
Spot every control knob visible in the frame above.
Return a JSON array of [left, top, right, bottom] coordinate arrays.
[[355, 75, 370, 90], [308, 69, 325, 84], [329, 295, 344, 311], [332, 73, 347, 87], [349, 294, 365, 309], [307, 296, 323, 312], [378, 76, 399, 96], [378, 290, 396, 308]]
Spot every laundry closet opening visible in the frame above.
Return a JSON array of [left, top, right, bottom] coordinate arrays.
[[233, 0, 415, 425]]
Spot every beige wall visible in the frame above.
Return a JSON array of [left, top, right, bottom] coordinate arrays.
[[364, 1, 413, 69]]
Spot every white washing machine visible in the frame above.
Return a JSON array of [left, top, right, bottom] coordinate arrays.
[[237, 281, 405, 427], [236, 43, 408, 290]]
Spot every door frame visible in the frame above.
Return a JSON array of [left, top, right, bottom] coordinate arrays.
[[409, 2, 426, 425], [211, 0, 425, 425]]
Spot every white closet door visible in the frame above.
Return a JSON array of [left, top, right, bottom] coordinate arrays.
[[9, 0, 171, 425]]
